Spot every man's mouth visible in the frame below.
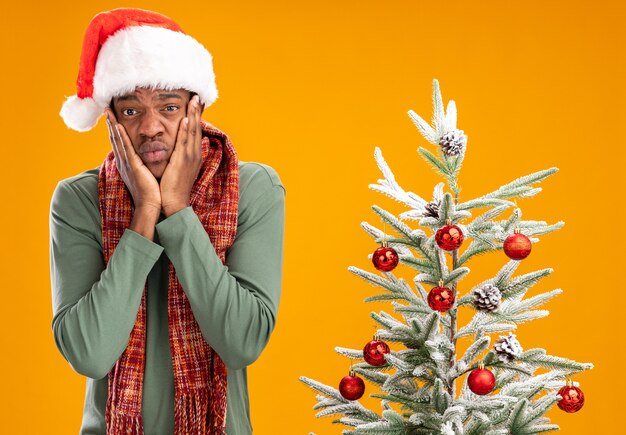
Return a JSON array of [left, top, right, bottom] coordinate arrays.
[[140, 143, 168, 163], [142, 149, 168, 162]]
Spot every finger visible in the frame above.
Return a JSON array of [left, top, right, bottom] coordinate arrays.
[[192, 96, 202, 154], [188, 96, 198, 140], [104, 107, 118, 124], [105, 118, 116, 155], [115, 122, 134, 155], [104, 109, 123, 161], [194, 95, 201, 134], [105, 114, 123, 167], [105, 114, 114, 146], [116, 123, 141, 165], [173, 117, 189, 163], [115, 124, 130, 166]]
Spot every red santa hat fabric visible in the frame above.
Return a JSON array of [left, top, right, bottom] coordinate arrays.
[[60, 8, 218, 132]]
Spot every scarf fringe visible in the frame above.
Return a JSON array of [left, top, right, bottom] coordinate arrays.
[[174, 389, 226, 435], [106, 409, 144, 435]]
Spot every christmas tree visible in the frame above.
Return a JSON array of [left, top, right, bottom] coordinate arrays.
[[299, 79, 592, 434]]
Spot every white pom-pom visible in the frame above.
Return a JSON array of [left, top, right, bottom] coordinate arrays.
[[59, 95, 104, 132]]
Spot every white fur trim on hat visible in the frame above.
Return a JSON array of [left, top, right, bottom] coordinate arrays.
[[60, 96, 105, 132], [61, 26, 217, 132]]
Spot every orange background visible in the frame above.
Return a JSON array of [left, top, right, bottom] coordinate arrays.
[[1, 1, 623, 433]]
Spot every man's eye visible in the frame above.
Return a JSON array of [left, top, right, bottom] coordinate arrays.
[[122, 108, 137, 116], [164, 105, 178, 112]]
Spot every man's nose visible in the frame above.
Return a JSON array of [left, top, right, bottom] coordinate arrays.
[[138, 109, 164, 138]]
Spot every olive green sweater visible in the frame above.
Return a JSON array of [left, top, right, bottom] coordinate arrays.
[[49, 161, 285, 435]]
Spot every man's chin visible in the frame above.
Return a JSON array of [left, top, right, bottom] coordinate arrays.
[[148, 164, 167, 180]]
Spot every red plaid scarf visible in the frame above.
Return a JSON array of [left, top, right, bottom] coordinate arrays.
[[98, 121, 239, 434]]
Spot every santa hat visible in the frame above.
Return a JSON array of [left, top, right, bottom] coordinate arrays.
[[60, 8, 217, 132]]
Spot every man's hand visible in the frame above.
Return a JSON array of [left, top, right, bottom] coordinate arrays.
[[160, 95, 204, 217], [105, 109, 161, 239]]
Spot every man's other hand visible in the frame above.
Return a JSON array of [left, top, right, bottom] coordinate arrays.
[[159, 95, 204, 217]]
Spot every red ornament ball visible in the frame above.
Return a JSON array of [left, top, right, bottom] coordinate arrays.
[[557, 385, 585, 413], [339, 373, 365, 401], [427, 286, 455, 312], [467, 368, 496, 395], [363, 339, 391, 366], [436, 224, 464, 251], [503, 232, 532, 260], [372, 246, 399, 272]]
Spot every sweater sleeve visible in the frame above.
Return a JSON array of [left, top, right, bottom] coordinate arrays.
[[49, 179, 164, 380], [155, 169, 286, 370]]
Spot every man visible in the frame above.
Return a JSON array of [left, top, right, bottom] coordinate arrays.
[[50, 8, 285, 435]]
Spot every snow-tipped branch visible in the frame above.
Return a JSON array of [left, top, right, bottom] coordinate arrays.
[[517, 349, 594, 373], [457, 287, 560, 337], [417, 147, 462, 197], [348, 266, 421, 305], [369, 147, 430, 212]]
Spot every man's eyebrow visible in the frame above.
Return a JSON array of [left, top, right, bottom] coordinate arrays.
[[115, 95, 139, 102], [114, 93, 184, 102], [157, 93, 184, 100]]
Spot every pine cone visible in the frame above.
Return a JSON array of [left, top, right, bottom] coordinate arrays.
[[423, 201, 440, 218], [494, 333, 523, 363], [472, 283, 501, 312], [439, 129, 467, 156]]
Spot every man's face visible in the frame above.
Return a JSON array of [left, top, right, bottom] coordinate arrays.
[[111, 87, 192, 179]]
